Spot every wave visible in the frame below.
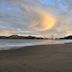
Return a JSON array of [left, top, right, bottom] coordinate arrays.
[[0, 40, 72, 50]]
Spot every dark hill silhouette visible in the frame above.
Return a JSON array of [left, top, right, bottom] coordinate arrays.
[[0, 35, 45, 39], [60, 35, 72, 39]]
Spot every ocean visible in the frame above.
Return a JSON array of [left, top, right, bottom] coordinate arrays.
[[0, 39, 72, 50]]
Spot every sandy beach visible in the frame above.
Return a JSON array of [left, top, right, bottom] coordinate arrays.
[[0, 43, 72, 72]]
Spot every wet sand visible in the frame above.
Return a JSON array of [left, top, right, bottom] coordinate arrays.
[[0, 43, 72, 72]]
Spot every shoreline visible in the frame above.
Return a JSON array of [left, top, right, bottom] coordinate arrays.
[[0, 41, 72, 50], [0, 39, 72, 50]]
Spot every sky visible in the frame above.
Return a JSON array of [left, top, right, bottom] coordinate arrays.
[[0, 0, 72, 38]]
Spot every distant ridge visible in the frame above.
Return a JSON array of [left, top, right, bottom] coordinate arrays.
[[0, 35, 72, 39], [60, 35, 72, 39], [0, 35, 48, 39]]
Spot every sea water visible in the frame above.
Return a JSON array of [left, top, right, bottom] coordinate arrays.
[[0, 39, 72, 50]]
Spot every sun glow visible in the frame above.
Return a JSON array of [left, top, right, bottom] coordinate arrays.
[[31, 9, 56, 31], [41, 12, 56, 31]]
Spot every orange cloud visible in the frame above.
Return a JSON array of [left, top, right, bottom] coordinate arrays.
[[0, 30, 15, 36], [30, 8, 56, 31], [40, 11, 56, 31]]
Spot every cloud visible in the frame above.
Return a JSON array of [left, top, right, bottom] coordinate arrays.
[[29, 7, 56, 31], [0, 29, 16, 36], [0, 0, 72, 37]]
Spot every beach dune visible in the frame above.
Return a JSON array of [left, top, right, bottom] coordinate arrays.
[[0, 43, 72, 72]]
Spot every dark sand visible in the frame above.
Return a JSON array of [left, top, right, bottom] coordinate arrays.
[[0, 43, 72, 72]]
